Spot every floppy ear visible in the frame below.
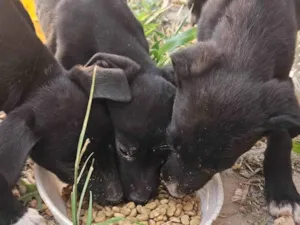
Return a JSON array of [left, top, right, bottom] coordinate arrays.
[[0, 111, 39, 187], [170, 41, 221, 87], [85, 52, 141, 82], [69, 66, 132, 102]]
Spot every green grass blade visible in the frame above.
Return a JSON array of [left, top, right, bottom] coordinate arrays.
[[72, 66, 97, 223], [293, 140, 300, 154], [77, 152, 94, 184], [71, 192, 78, 225], [157, 27, 197, 56], [86, 191, 93, 225], [77, 159, 95, 219], [95, 217, 125, 225], [145, 5, 170, 25]]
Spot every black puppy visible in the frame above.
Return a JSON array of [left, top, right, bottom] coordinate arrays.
[[35, 0, 176, 204], [162, 0, 300, 222], [0, 1, 135, 224], [187, 0, 300, 29]]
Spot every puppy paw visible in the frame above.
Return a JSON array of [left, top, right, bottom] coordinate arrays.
[[14, 208, 46, 225], [269, 201, 300, 224]]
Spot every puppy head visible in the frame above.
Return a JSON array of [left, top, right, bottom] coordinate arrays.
[[108, 73, 175, 204], [0, 0, 133, 204], [161, 42, 300, 197]]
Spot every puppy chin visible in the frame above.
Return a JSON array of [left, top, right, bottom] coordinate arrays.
[[163, 181, 184, 198]]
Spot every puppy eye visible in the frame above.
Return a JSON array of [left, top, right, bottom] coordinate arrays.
[[118, 145, 129, 157]]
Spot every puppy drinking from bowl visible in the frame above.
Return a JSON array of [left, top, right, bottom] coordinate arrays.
[[0, 0, 136, 224], [162, 0, 300, 223], [35, 0, 176, 204]]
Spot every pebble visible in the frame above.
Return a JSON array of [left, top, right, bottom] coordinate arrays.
[[94, 212, 106, 222], [181, 215, 190, 225], [145, 202, 157, 210], [63, 185, 201, 225], [183, 202, 194, 211]]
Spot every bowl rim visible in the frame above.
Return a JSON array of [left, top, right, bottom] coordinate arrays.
[[34, 165, 224, 225]]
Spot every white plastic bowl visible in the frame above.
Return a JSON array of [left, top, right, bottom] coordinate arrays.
[[34, 165, 224, 225]]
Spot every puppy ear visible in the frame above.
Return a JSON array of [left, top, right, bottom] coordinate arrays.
[[170, 41, 221, 87], [69, 66, 132, 102], [85, 52, 141, 82], [0, 111, 39, 187]]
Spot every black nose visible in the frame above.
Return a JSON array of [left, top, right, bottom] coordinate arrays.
[[105, 182, 124, 205], [105, 192, 124, 205], [127, 192, 151, 205]]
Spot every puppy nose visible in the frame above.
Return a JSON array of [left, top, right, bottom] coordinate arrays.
[[105, 183, 124, 205], [165, 182, 184, 198], [127, 192, 150, 205]]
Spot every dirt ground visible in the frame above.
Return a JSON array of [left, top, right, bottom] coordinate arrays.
[[14, 1, 300, 225]]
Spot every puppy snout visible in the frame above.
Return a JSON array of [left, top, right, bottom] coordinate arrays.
[[105, 182, 123, 205], [164, 182, 184, 198], [127, 190, 152, 205]]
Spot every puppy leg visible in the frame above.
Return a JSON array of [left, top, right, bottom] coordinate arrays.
[[264, 130, 300, 223], [0, 174, 45, 225]]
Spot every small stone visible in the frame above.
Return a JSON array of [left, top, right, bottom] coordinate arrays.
[[120, 207, 131, 216], [95, 204, 103, 210], [167, 205, 176, 217], [158, 207, 166, 216], [114, 213, 125, 218], [140, 221, 149, 225], [126, 202, 136, 209], [149, 220, 156, 225], [149, 210, 160, 219], [95, 212, 106, 223], [105, 206, 112, 211], [181, 215, 190, 225], [112, 206, 120, 213], [104, 210, 114, 217], [183, 202, 194, 211], [129, 208, 137, 217], [174, 207, 182, 217], [156, 215, 164, 221], [137, 214, 149, 221], [136, 205, 143, 213], [185, 210, 196, 216], [160, 199, 169, 204], [183, 196, 192, 202], [141, 207, 151, 216], [190, 218, 201, 225], [145, 202, 157, 210], [170, 217, 181, 223]]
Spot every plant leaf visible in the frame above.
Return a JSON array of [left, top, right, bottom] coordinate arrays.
[[95, 217, 125, 225], [85, 191, 93, 225], [293, 140, 300, 154]]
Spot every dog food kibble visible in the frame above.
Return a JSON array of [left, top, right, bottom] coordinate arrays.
[[62, 185, 202, 225]]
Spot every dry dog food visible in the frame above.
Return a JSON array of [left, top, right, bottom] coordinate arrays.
[[62, 185, 202, 225]]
